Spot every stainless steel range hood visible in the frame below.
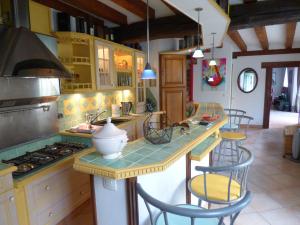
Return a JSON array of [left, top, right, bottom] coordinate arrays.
[[0, 25, 71, 78]]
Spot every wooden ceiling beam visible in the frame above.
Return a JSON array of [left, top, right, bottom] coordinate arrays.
[[254, 26, 269, 50], [33, 0, 104, 25], [111, 0, 155, 19], [286, 22, 297, 49], [230, 0, 300, 30], [233, 48, 300, 58], [227, 30, 247, 52], [114, 15, 199, 43], [61, 0, 127, 25], [243, 0, 257, 3]]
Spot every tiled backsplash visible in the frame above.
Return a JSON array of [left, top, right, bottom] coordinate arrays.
[[57, 90, 134, 131]]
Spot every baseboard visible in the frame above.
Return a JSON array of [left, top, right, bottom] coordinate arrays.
[[240, 124, 263, 129]]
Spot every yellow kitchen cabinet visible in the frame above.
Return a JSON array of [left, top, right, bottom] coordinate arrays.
[[29, 0, 52, 36], [14, 157, 91, 225], [114, 46, 135, 89], [95, 39, 115, 89], [0, 190, 19, 225], [56, 32, 96, 93], [135, 51, 146, 113]]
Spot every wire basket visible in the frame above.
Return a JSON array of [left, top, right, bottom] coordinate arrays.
[[143, 112, 173, 145]]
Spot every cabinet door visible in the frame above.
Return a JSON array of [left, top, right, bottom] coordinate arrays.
[[161, 88, 186, 124], [135, 52, 146, 113], [114, 47, 134, 87], [95, 40, 114, 89], [0, 191, 19, 225]]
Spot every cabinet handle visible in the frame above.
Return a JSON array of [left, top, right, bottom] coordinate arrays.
[[49, 212, 54, 217], [45, 185, 51, 191], [9, 196, 14, 202]]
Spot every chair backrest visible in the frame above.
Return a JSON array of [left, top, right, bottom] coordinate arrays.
[[223, 109, 246, 131], [137, 183, 251, 225], [194, 146, 254, 204]]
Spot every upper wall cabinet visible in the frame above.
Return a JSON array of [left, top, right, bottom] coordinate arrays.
[[95, 39, 114, 89], [56, 32, 96, 93], [135, 52, 146, 113], [114, 47, 134, 88], [29, 0, 52, 36]]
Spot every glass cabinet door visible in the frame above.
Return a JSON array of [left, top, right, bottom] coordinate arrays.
[[95, 40, 114, 89], [114, 48, 133, 87], [135, 52, 146, 113]]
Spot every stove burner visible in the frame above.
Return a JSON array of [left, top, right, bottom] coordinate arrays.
[[2, 142, 88, 178], [58, 149, 73, 155], [17, 163, 35, 172]]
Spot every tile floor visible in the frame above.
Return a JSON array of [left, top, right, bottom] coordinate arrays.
[[235, 127, 300, 225]]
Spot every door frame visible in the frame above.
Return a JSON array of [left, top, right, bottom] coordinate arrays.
[[262, 61, 300, 128]]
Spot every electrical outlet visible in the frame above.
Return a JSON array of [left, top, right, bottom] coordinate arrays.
[[103, 178, 117, 191]]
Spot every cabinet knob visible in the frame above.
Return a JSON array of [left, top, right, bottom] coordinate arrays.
[[80, 191, 86, 195], [9, 196, 14, 202], [45, 185, 51, 191], [49, 212, 54, 217]]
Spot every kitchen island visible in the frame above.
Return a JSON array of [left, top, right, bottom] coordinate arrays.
[[73, 102, 227, 225]]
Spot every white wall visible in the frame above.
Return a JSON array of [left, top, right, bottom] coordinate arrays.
[[232, 54, 300, 125], [140, 39, 178, 109], [193, 36, 238, 108]]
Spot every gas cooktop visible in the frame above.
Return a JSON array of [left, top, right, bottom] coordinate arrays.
[[2, 142, 87, 178]]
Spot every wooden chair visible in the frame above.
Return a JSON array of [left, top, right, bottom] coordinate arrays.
[[137, 182, 251, 225]]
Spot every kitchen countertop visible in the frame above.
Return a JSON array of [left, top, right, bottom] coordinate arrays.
[[73, 103, 227, 180], [59, 114, 146, 138], [0, 162, 17, 176]]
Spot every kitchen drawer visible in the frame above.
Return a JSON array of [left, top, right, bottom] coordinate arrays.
[[0, 173, 13, 194], [26, 165, 90, 215], [33, 182, 90, 225]]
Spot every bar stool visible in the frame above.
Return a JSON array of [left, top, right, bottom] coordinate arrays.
[[221, 109, 246, 131], [188, 146, 253, 206], [217, 115, 253, 162], [137, 183, 251, 225]]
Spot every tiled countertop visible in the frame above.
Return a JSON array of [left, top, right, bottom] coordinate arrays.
[[0, 162, 16, 176], [73, 103, 227, 180]]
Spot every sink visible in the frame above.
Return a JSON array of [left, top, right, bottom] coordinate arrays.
[[92, 118, 131, 126]]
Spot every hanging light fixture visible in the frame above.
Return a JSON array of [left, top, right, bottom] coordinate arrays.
[[209, 32, 217, 66], [142, 0, 156, 79], [192, 8, 204, 58]]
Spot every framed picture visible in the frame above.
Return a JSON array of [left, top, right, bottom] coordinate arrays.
[[202, 58, 226, 91]]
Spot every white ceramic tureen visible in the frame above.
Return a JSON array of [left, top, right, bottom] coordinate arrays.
[[92, 117, 128, 159]]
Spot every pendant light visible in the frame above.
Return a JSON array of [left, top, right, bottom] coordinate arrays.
[[142, 0, 156, 79], [193, 8, 204, 58], [209, 32, 217, 66]]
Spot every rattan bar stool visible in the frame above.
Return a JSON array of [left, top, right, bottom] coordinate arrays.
[[137, 183, 251, 225]]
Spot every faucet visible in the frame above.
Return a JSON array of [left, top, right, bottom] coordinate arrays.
[[86, 110, 107, 127]]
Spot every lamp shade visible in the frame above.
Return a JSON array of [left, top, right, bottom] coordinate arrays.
[[142, 62, 156, 79], [209, 59, 217, 66], [208, 77, 214, 82], [192, 48, 204, 58]]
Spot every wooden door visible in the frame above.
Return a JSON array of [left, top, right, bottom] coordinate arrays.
[[160, 54, 186, 123]]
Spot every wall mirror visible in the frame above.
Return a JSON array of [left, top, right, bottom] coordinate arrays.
[[238, 68, 258, 93]]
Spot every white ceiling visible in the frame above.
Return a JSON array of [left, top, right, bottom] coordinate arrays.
[[235, 22, 300, 51], [163, 0, 230, 48]]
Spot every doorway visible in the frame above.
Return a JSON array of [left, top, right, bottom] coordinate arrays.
[[262, 61, 300, 128], [270, 67, 299, 128]]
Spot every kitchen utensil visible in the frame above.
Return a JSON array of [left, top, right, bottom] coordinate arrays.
[[121, 102, 132, 116], [92, 117, 128, 159]]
